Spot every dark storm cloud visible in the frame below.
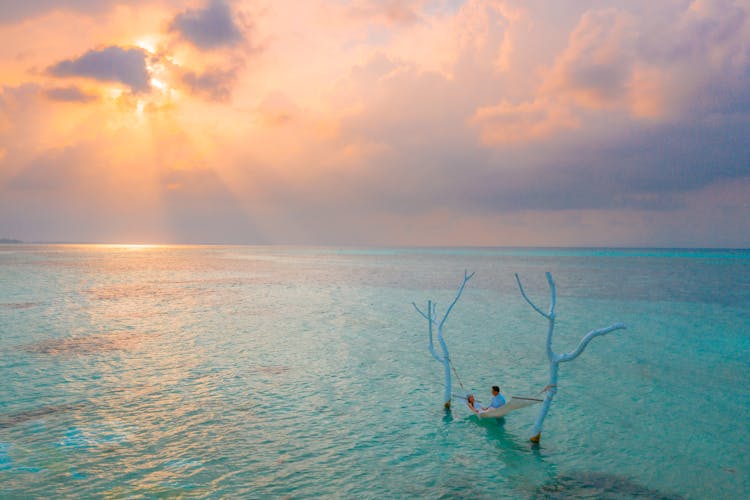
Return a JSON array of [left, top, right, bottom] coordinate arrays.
[[468, 115, 750, 213], [48, 46, 150, 92], [169, 0, 243, 50], [43, 85, 97, 103], [326, 95, 750, 218], [464, 116, 748, 214]]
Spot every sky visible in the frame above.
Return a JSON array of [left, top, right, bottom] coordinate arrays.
[[0, 0, 749, 246]]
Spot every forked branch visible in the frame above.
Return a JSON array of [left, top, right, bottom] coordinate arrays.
[[412, 302, 434, 324], [439, 270, 475, 329], [515, 272, 555, 319]]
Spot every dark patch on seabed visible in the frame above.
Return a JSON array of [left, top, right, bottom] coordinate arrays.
[[256, 365, 289, 375], [530, 470, 684, 499], [1, 302, 39, 309], [19, 331, 151, 355], [0, 403, 84, 429], [408, 475, 491, 499]]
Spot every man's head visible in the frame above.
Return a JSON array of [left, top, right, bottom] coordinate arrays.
[[492, 386, 500, 395]]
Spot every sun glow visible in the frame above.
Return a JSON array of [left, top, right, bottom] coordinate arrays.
[[150, 78, 167, 91], [100, 244, 163, 251], [107, 87, 124, 99], [135, 38, 158, 54], [137, 38, 181, 99]]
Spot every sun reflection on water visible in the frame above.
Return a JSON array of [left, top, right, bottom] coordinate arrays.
[[102, 244, 161, 251]]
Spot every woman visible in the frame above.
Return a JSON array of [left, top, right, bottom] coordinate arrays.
[[466, 394, 482, 414]]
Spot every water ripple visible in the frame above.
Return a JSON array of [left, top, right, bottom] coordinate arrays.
[[0, 245, 748, 497]]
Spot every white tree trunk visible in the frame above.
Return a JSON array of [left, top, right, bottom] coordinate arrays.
[[516, 272, 626, 442], [414, 271, 474, 409]]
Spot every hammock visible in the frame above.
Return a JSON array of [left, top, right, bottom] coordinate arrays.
[[470, 396, 543, 418], [445, 345, 547, 419]]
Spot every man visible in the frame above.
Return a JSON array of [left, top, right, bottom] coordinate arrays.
[[482, 385, 506, 411]]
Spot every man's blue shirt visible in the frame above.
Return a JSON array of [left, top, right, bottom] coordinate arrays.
[[490, 394, 506, 408]]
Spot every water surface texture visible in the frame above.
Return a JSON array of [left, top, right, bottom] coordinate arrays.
[[1, 245, 748, 497]]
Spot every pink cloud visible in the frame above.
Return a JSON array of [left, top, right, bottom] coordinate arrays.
[[1, 0, 749, 246], [471, 99, 579, 144], [345, 0, 425, 25], [542, 8, 637, 110], [473, 1, 750, 147]]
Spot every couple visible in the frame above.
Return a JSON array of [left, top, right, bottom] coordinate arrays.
[[466, 386, 505, 415]]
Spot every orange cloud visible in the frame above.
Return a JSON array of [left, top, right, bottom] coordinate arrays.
[[1, 0, 749, 246]]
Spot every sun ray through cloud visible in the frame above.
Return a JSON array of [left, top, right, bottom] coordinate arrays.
[[0, 0, 748, 246]]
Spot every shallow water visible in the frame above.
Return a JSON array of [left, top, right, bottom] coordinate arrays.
[[1, 245, 748, 497]]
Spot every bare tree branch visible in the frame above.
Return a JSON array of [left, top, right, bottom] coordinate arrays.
[[557, 323, 627, 363], [439, 270, 475, 329], [426, 301, 444, 363], [544, 272, 556, 318], [412, 302, 433, 323], [515, 273, 550, 319]]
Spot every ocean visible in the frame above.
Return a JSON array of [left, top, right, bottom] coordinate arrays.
[[1, 245, 748, 498]]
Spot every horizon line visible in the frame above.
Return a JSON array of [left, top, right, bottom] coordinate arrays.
[[1, 241, 748, 251]]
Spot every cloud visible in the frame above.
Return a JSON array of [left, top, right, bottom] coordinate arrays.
[[472, 0, 750, 146], [542, 8, 637, 110], [315, 3, 750, 221], [169, 0, 244, 49], [0, 84, 60, 169], [0, 0, 145, 24], [2, 0, 750, 246], [460, 119, 750, 214], [43, 85, 98, 103], [471, 99, 579, 144], [346, 0, 423, 25], [180, 66, 239, 101], [7, 146, 84, 191], [254, 91, 300, 126], [48, 46, 150, 92]]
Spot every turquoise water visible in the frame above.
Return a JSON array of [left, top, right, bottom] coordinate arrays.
[[1, 245, 748, 498]]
